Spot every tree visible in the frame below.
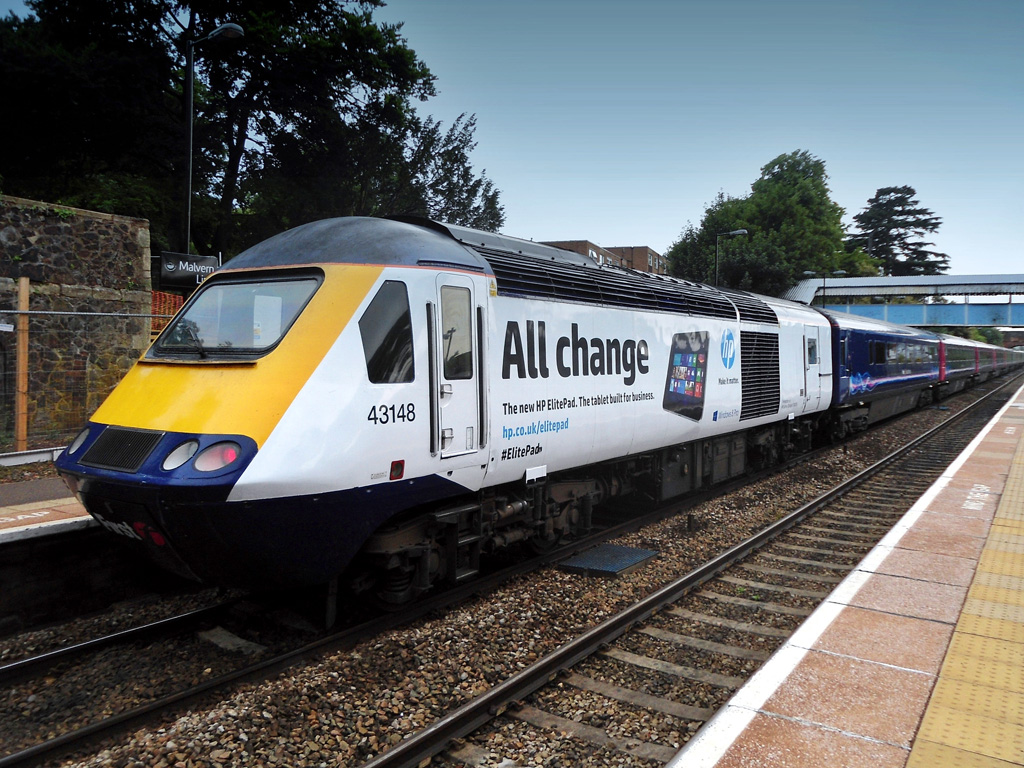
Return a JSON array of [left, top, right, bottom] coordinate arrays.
[[394, 114, 504, 230], [666, 150, 875, 296], [186, 0, 439, 255], [849, 186, 949, 276], [0, 0, 504, 259], [0, 3, 182, 252]]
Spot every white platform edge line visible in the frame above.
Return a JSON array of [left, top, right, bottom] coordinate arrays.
[[667, 380, 1024, 768], [0, 516, 96, 543]]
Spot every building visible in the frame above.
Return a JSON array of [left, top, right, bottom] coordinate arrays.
[[543, 241, 667, 274], [606, 246, 668, 275]]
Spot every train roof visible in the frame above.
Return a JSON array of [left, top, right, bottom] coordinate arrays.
[[228, 217, 800, 325], [935, 332, 984, 348], [227, 216, 494, 273], [816, 308, 941, 341]]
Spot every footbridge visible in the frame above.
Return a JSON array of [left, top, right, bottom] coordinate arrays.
[[784, 274, 1024, 327]]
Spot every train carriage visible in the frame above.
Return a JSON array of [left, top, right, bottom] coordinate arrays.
[[978, 343, 999, 380], [938, 333, 980, 397], [819, 309, 939, 435]]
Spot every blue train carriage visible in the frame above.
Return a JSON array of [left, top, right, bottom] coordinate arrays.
[[56, 217, 835, 603], [938, 332, 982, 397], [819, 309, 939, 436], [977, 338, 1000, 381]]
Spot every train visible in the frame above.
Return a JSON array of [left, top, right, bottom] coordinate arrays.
[[54, 217, 1024, 604]]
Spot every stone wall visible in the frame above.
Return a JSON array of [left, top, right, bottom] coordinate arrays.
[[0, 196, 152, 446]]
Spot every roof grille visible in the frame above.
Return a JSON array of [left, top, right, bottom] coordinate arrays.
[[477, 248, 737, 320], [80, 426, 164, 472], [739, 331, 780, 421], [718, 288, 779, 325]]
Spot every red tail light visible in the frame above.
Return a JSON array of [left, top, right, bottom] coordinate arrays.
[[194, 442, 242, 472]]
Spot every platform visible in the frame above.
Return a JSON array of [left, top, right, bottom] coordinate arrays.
[[672, 380, 1024, 768], [0, 478, 91, 543]]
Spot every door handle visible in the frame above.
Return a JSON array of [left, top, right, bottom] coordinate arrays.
[[440, 383, 453, 399]]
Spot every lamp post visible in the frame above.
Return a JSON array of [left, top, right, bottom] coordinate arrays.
[[803, 269, 847, 306], [184, 22, 244, 254], [715, 229, 747, 286]]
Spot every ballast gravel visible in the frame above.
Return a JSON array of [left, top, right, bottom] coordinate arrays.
[[0, 399, 982, 767]]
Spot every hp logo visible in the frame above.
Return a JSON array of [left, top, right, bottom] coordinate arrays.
[[721, 329, 737, 369]]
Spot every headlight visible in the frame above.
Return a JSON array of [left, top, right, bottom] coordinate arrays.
[[67, 427, 90, 455], [162, 440, 200, 471], [193, 441, 241, 472]]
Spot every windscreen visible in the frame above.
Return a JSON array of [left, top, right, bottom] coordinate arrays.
[[151, 275, 320, 359]]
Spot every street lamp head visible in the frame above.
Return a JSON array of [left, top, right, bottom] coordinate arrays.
[[803, 270, 817, 278], [833, 269, 847, 277], [203, 22, 245, 43], [729, 229, 748, 236]]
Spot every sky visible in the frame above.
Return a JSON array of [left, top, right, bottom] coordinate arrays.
[[3, 0, 1021, 275], [371, 0, 1022, 275]]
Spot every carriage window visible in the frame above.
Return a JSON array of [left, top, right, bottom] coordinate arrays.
[[440, 285, 473, 380], [359, 281, 415, 383], [870, 341, 885, 366]]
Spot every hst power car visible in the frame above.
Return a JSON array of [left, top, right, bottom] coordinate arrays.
[[55, 217, 1023, 603]]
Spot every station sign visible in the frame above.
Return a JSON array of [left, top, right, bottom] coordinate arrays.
[[160, 252, 219, 291]]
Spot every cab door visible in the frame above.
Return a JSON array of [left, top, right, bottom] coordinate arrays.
[[435, 275, 480, 459], [803, 324, 823, 411]]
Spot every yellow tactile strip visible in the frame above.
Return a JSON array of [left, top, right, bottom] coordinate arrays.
[[908, 398, 1024, 767], [908, 740, 1021, 768]]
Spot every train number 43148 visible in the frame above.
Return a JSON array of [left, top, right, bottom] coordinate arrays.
[[367, 403, 416, 425]]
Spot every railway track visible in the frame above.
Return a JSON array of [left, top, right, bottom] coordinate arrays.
[[0, 375, 1017, 767], [357, 374, 1022, 768]]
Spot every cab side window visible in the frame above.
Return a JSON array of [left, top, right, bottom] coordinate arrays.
[[807, 337, 818, 365], [359, 281, 415, 383]]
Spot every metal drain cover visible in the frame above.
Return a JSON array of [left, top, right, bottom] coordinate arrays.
[[559, 544, 658, 578]]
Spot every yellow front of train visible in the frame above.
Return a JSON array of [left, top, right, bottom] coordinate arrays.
[[56, 260, 385, 586]]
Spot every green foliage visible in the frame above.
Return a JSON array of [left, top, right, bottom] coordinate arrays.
[[401, 115, 505, 231], [935, 326, 1004, 345], [666, 150, 877, 296], [0, 0, 504, 260], [977, 327, 1004, 345], [849, 186, 949, 276], [1, 3, 179, 234]]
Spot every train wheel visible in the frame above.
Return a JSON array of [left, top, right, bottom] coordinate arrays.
[[527, 530, 563, 555], [373, 567, 416, 608]]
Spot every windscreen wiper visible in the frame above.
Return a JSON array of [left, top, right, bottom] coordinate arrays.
[[184, 325, 208, 359]]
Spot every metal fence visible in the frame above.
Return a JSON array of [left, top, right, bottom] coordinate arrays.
[[0, 309, 172, 452]]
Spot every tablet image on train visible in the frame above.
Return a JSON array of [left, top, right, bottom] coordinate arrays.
[[663, 331, 710, 420]]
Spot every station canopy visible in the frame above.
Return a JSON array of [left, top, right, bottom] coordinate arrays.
[[783, 274, 1024, 305]]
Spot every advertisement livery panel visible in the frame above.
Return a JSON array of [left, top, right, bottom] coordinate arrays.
[[232, 270, 810, 502], [487, 296, 746, 486]]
